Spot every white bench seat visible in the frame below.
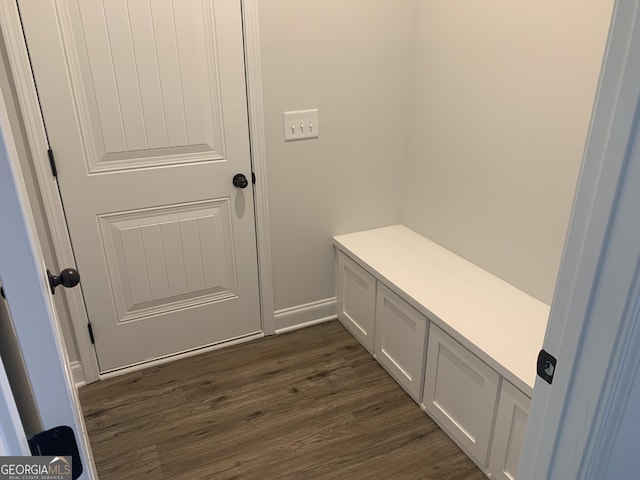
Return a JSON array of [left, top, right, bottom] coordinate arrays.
[[332, 224, 550, 397]]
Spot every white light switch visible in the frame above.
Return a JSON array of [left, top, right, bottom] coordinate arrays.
[[283, 109, 319, 141]]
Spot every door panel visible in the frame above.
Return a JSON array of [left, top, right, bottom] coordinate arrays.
[[490, 381, 530, 480], [423, 324, 500, 466], [19, 0, 261, 371], [336, 251, 376, 353], [375, 283, 427, 402], [70, 0, 226, 172], [98, 199, 237, 321]]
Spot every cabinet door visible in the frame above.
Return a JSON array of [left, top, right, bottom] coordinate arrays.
[[336, 251, 377, 353], [423, 324, 499, 466], [375, 283, 427, 402], [489, 381, 530, 480]]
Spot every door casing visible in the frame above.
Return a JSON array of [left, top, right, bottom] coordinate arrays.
[[0, 0, 275, 384], [518, 1, 640, 477]]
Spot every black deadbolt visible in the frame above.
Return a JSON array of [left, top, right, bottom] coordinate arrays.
[[47, 268, 80, 295], [233, 173, 249, 189]]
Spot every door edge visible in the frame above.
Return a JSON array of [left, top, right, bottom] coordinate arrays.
[[0, 1, 100, 383], [242, 0, 276, 335]]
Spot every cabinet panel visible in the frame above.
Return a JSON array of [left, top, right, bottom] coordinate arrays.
[[489, 381, 530, 480], [375, 283, 427, 402], [423, 324, 499, 466], [336, 252, 376, 353]]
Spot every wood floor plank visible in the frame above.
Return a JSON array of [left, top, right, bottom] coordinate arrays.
[[79, 321, 486, 479]]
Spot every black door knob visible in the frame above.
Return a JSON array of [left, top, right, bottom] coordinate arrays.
[[233, 173, 249, 189], [47, 268, 80, 295]]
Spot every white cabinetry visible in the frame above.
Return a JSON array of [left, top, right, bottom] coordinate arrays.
[[375, 283, 427, 402], [336, 252, 376, 353], [334, 226, 547, 479], [489, 381, 530, 480], [423, 324, 500, 466]]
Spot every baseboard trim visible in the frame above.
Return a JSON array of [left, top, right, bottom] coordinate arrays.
[[70, 361, 85, 388], [72, 299, 337, 383], [99, 332, 264, 380], [274, 297, 337, 334]]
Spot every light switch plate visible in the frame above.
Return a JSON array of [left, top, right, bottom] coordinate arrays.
[[283, 109, 319, 141]]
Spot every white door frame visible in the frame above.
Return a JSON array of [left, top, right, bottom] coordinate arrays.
[[0, 75, 96, 478], [0, 0, 275, 383], [519, 1, 640, 477], [0, 354, 30, 456]]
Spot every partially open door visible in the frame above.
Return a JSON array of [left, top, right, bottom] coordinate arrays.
[[0, 66, 95, 478]]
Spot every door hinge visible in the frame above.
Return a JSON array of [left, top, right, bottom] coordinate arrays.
[[251, 171, 256, 185], [537, 349, 557, 384], [87, 322, 95, 344], [47, 148, 58, 177]]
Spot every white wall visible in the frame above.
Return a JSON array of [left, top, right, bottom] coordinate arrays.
[[401, 1, 613, 304], [259, 0, 414, 311]]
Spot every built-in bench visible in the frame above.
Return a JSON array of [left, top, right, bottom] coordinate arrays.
[[333, 225, 550, 479]]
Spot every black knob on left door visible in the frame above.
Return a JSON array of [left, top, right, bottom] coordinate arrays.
[[233, 173, 249, 189], [47, 268, 80, 295]]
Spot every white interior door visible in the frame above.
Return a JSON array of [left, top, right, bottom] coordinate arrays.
[[18, 0, 262, 372], [0, 74, 95, 478]]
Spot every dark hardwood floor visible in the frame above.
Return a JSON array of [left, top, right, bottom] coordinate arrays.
[[79, 321, 486, 479]]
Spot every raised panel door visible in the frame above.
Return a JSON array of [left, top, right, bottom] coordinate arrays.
[[375, 283, 428, 402], [19, 0, 261, 371], [336, 251, 377, 353], [423, 323, 500, 466], [489, 380, 530, 480]]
